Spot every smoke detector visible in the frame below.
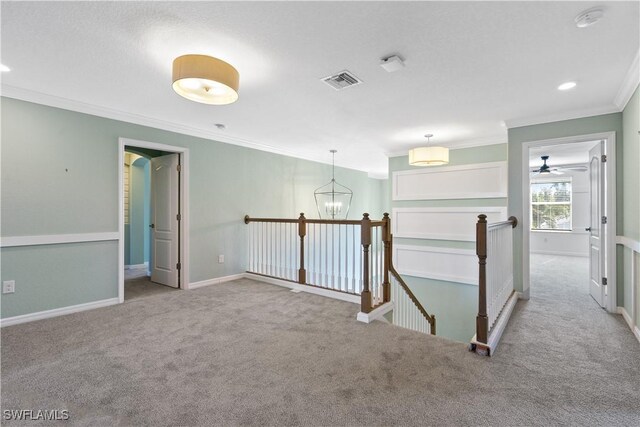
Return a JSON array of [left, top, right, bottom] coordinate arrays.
[[321, 70, 363, 91], [380, 55, 405, 72], [575, 7, 604, 28]]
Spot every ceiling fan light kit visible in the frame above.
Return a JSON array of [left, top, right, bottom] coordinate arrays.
[[172, 54, 239, 105], [532, 155, 587, 176]]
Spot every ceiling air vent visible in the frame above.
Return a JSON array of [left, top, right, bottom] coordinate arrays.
[[321, 70, 363, 91]]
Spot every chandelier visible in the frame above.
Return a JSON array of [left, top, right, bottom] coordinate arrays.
[[314, 150, 353, 219]]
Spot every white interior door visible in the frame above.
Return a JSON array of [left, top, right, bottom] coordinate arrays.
[[588, 142, 605, 307], [150, 154, 180, 288]]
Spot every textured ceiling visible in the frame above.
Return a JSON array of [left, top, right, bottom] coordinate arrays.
[[1, 1, 638, 177]]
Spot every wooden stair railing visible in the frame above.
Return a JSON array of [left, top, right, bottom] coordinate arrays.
[[472, 214, 518, 355], [244, 212, 391, 314], [389, 262, 436, 335], [244, 212, 435, 335]]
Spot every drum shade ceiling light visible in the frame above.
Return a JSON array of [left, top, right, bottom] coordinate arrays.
[[408, 134, 449, 166], [172, 54, 239, 105]]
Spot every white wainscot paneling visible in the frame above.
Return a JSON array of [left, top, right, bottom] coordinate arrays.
[[393, 207, 507, 241], [392, 161, 507, 201], [393, 244, 477, 285], [530, 231, 589, 257]]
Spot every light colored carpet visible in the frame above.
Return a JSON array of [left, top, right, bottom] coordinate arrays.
[[125, 275, 177, 301], [2, 259, 639, 426]]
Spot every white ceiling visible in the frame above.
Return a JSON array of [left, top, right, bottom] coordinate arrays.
[[529, 140, 600, 168], [1, 2, 638, 177]]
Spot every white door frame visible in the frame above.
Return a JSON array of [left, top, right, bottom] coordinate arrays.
[[521, 131, 617, 313], [118, 137, 190, 303]]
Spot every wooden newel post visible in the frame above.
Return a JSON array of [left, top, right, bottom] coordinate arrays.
[[298, 213, 306, 284], [382, 213, 391, 303], [360, 213, 372, 313], [476, 214, 488, 344]]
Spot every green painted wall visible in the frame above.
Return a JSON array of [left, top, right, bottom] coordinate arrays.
[[388, 143, 508, 342], [621, 85, 639, 323], [507, 113, 624, 301], [1, 97, 384, 318], [0, 242, 118, 318]]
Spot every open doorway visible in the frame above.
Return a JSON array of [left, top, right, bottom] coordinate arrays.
[[118, 138, 190, 303], [521, 132, 617, 313]]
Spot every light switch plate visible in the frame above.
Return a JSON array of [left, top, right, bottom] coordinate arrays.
[[218, 255, 224, 264]]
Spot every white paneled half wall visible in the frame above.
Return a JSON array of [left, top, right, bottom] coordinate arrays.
[[393, 207, 507, 241], [392, 161, 508, 201], [393, 244, 478, 285]]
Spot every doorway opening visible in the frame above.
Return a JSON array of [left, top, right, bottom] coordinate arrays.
[[522, 132, 617, 313], [118, 138, 190, 303]]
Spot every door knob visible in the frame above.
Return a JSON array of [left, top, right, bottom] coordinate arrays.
[[585, 227, 591, 232], [150, 224, 155, 229]]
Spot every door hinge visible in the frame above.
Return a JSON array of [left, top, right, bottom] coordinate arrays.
[[177, 213, 181, 221], [177, 164, 182, 172], [601, 216, 607, 224], [602, 277, 607, 286], [176, 262, 181, 270], [601, 154, 607, 162]]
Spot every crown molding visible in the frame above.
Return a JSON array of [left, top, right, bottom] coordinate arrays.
[[367, 171, 389, 180], [504, 104, 620, 129], [0, 85, 372, 175], [385, 135, 507, 158], [614, 50, 640, 110]]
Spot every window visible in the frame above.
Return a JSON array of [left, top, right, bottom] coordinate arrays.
[[530, 178, 572, 231]]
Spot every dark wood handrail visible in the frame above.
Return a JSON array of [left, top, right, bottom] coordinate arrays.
[[487, 216, 518, 230], [244, 215, 386, 227], [389, 263, 436, 335]]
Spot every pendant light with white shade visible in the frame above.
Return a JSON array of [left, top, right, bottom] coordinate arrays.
[[408, 134, 449, 166]]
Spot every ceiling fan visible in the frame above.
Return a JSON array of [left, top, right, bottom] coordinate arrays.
[[531, 155, 588, 176]]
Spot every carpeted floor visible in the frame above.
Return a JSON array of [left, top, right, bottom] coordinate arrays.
[[2, 256, 639, 426], [125, 275, 178, 301]]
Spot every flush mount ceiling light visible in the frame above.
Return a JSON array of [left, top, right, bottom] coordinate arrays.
[[558, 81, 577, 91], [575, 7, 605, 28], [408, 134, 449, 166], [172, 54, 239, 105]]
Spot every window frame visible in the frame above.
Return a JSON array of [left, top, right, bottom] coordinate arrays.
[[529, 177, 573, 232]]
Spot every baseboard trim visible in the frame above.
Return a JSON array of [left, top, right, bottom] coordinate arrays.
[[244, 273, 360, 304], [617, 306, 640, 344], [357, 302, 394, 324], [0, 298, 119, 327], [125, 263, 148, 270], [188, 273, 245, 290], [470, 291, 519, 356]]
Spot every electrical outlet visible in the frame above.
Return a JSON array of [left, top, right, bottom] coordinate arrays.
[[3, 280, 15, 294], [218, 255, 224, 264]]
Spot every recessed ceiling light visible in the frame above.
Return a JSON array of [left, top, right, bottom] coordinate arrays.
[[0, 64, 10, 72], [558, 81, 577, 91], [575, 7, 604, 28]]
